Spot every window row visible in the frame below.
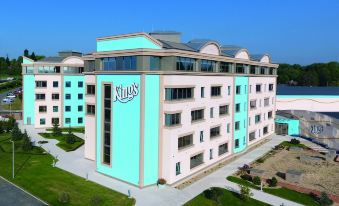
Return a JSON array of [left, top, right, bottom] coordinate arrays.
[[39, 117, 83, 125], [249, 97, 274, 109], [35, 93, 84, 100], [35, 81, 84, 88]]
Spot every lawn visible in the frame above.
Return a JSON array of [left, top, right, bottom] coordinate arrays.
[[39, 133, 84, 152], [279, 141, 307, 149], [227, 176, 320, 206], [184, 187, 269, 206], [0, 133, 134, 206], [46, 127, 85, 134], [3, 97, 22, 110]]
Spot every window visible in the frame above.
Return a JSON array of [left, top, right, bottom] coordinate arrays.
[[210, 126, 220, 139], [210, 108, 214, 118], [228, 86, 231, 95], [218, 143, 228, 156], [178, 134, 193, 150], [176, 57, 195, 71], [249, 117, 251, 126], [87, 105, 95, 115], [36, 81, 47, 88], [150, 56, 161, 70], [40, 118, 46, 125], [263, 126, 268, 134], [36, 94, 45, 100], [103, 84, 111, 165], [53, 106, 58, 112], [236, 64, 245, 73], [52, 93, 59, 100], [103, 56, 137, 71], [78, 93, 83, 100], [65, 81, 71, 87], [65, 118, 71, 124], [249, 132, 255, 141], [211, 86, 221, 97], [269, 84, 274, 91], [269, 68, 274, 75], [209, 149, 213, 160], [191, 109, 204, 122], [200, 131, 204, 142], [52, 118, 59, 124], [260, 67, 266, 74], [78, 105, 83, 112], [249, 85, 252, 93], [201, 87, 205, 98], [78, 117, 83, 124], [53, 81, 58, 88], [87, 85, 95, 95], [200, 60, 214, 72], [65, 106, 71, 112], [250, 100, 256, 109], [65, 94, 71, 100], [176, 162, 181, 175], [219, 105, 229, 115], [235, 139, 239, 148], [268, 111, 273, 119], [78, 81, 83, 88], [165, 113, 181, 126], [39, 106, 47, 113], [235, 121, 240, 130], [256, 84, 261, 93], [220, 62, 232, 73], [190, 153, 203, 169], [165, 88, 193, 101], [255, 114, 261, 124], [250, 65, 256, 74], [227, 123, 230, 133], [264, 98, 269, 107], [235, 103, 240, 113], [236, 85, 241, 94]]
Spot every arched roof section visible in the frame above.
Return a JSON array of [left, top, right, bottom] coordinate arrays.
[[186, 39, 221, 55], [250, 54, 271, 63], [221, 45, 250, 60], [62, 56, 84, 65]]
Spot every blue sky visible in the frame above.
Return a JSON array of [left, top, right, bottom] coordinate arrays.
[[1, 0, 338, 65]]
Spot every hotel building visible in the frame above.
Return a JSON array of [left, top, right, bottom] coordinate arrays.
[[22, 51, 85, 128], [22, 31, 278, 188]]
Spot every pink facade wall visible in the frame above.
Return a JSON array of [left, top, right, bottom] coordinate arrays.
[[276, 97, 339, 112], [84, 74, 96, 160], [34, 75, 62, 128], [161, 75, 234, 184], [247, 77, 276, 145]]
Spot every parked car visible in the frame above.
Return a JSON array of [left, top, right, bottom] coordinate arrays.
[[7, 92, 14, 96], [6, 94, 16, 99], [2, 98, 13, 104], [6, 77, 14, 81]]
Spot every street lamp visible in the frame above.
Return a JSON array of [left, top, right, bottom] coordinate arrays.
[[10, 140, 14, 178]]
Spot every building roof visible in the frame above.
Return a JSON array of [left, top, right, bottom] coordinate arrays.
[[158, 40, 196, 51], [37, 56, 65, 63]]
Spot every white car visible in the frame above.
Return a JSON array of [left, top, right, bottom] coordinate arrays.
[[6, 95, 16, 99], [2, 98, 13, 104]]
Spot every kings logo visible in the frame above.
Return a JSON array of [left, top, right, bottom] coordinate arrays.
[[113, 83, 139, 103]]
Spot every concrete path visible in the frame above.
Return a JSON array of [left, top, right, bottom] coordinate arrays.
[[18, 121, 302, 206]]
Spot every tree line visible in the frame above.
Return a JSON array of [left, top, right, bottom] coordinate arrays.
[[278, 62, 339, 86]]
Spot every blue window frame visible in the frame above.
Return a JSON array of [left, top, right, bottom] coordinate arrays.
[[78, 81, 83, 88], [103, 56, 137, 71], [78, 93, 83, 100], [65, 106, 71, 112], [65, 94, 71, 100], [65, 81, 71, 87]]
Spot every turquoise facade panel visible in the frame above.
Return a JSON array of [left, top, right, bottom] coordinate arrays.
[[63, 75, 85, 127], [96, 75, 141, 185], [23, 75, 35, 125], [275, 118, 300, 136], [97, 36, 161, 52], [234, 77, 248, 153], [23, 58, 34, 64], [143, 75, 159, 186]]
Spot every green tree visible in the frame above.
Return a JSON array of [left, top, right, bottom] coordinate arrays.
[[239, 185, 253, 201], [11, 123, 22, 141], [30, 52, 37, 61], [24, 49, 29, 57], [65, 127, 75, 144], [318, 192, 333, 206], [22, 130, 33, 151], [52, 121, 62, 136]]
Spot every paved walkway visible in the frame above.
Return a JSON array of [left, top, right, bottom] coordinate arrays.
[[18, 121, 302, 206]]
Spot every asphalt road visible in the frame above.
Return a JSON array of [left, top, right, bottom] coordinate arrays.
[[0, 177, 47, 206], [0, 87, 21, 111]]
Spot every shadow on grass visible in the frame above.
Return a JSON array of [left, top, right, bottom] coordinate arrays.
[[15, 155, 31, 177]]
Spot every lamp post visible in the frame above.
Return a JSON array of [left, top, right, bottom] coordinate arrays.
[[10, 140, 14, 178]]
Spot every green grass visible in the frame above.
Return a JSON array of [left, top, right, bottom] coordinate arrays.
[[46, 127, 85, 134], [39, 133, 84, 152], [3, 97, 22, 110], [0, 133, 134, 206], [184, 187, 269, 206], [227, 176, 320, 206], [279, 141, 307, 149]]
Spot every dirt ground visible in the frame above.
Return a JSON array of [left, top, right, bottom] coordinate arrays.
[[253, 147, 339, 195]]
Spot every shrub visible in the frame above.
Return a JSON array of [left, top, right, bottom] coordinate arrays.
[[239, 185, 253, 201], [90, 195, 103, 206], [252, 176, 261, 185], [58, 192, 70, 204], [268, 177, 278, 187], [318, 192, 333, 206], [52, 122, 62, 136], [204, 187, 223, 203], [256, 158, 265, 163], [38, 140, 48, 144], [290, 138, 300, 145], [0, 121, 4, 134], [65, 127, 75, 144], [240, 174, 252, 182], [22, 130, 33, 151], [157, 178, 166, 185]]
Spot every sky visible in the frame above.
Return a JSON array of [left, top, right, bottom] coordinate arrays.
[[1, 0, 339, 65]]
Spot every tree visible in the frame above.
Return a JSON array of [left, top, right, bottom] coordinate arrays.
[[11, 123, 22, 141], [239, 185, 253, 201], [22, 130, 33, 151], [65, 127, 75, 144], [24, 49, 29, 57], [252, 176, 261, 185], [52, 121, 62, 136], [269, 177, 278, 187], [5, 55, 10, 67], [318, 192, 333, 206], [204, 187, 223, 203], [30, 52, 37, 61]]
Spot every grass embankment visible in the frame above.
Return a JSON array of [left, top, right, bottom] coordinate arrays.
[[0, 79, 22, 94], [3, 97, 22, 110], [39, 133, 84, 152], [184, 187, 269, 206], [46, 127, 85, 134], [0, 133, 134, 206]]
